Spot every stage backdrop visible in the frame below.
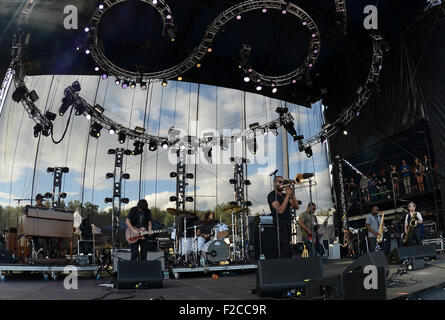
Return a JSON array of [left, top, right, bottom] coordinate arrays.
[[0, 76, 332, 224]]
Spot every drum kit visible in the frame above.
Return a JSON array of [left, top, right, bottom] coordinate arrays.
[[166, 205, 251, 267]]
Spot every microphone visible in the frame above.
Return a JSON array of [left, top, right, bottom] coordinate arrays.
[[269, 169, 278, 177], [302, 173, 314, 179]]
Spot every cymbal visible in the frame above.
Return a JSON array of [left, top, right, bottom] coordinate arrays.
[[166, 208, 195, 217], [234, 207, 249, 214], [223, 204, 242, 213]]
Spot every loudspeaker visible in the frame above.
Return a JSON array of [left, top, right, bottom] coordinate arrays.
[[117, 260, 163, 289], [305, 274, 343, 300], [413, 244, 436, 259], [408, 257, 425, 270], [0, 244, 14, 263], [387, 245, 436, 264], [254, 223, 278, 260], [343, 266, 386, 300], [394, 283, 445, 300], [344, 251, 389, 278], [256, 257, 323, 297]]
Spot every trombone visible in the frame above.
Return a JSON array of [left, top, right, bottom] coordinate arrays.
[[282, 173, 317, 190]]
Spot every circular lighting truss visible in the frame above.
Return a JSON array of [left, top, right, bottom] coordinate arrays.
[[87, 0, 321, 88], [302, 33, 385, 150]]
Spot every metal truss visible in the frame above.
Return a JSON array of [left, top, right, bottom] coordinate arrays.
[[88, 0, 321, 87], [334, 0, 347, 35], [302, 33, 385, 150]]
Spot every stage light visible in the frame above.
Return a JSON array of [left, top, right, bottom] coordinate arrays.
[[60, 192, 67, 199], [162, 80, 168, 87], [152, 0, 158, 4], [45, 111, 56, 121], [122, 173, 130, 180], [74, 101, 87, 116], [122, 81, 129, 89], [28, 90, 39, 102], [276, 107, 289, 115], [283, 120, 303, 142], [229, 179, 236, 185], [124, 149, 132, 155], [44, 192, 52, 198], [108, 127, 116, 135], [84, 27, 90, 32], [243, 76, 250, 83], [166, 14, 171, 19], [94, 67, 100, 72], [256, 86, 262, 91], [236, 136, 242, 143], [140, 82, 148, 90], [236, 15, 241, 20], [115, 78, 121, 85], [90, 122, 103, 138], [202, 147, 212, 163], [186, 197, 194, 202], [94, 104, 104, 114], [101, 73, 108, 80], [85, 49, 90, 55], [104, 197, 113, 203], [177, 76, 183, 81], [98, 4, 104, 10], [262, 8, 267, 13], [134, 126, 145, 134], [207, 48, 212, 53], [106, 173, 114, 179], [149, 140, 157, 151], [132, 141, 144, 155], [186, 173, 194, 179], [86, 112, 92, 120], [343, 130, 348, 136], [272, 88, 278, 93], [165, 25, 176, 42], [220, 136, 228, 150], [33, 123, 42, 138], [121, 198, 129, 204], [244, 201, 252, 207], [42, 125, 51, 137], [244, 180, 251, 185], [62, 167, 69, 173], [12, 86, 27, 102], [129, 82, 135, 89], [47, 167, 54, 173], [305, 146, 313, 158], [162, 140, 169, 149], [170, 172, 177, 178], [249, 122, 260, 130], [108, 149, 116, 155], [59, 96, 73, 116], [169, 196, 177, 202]]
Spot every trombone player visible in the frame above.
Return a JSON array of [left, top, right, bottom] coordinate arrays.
[[268, 176, 300, 258]]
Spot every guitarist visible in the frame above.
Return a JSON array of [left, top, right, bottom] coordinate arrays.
[[125, 199, 153, 261], [298, 202, 326, 257]]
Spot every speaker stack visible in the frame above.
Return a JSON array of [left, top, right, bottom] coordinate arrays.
[[387, 244, 436, 270]]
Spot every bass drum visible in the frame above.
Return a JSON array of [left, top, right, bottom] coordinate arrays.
[[205, 240, 230, 264]]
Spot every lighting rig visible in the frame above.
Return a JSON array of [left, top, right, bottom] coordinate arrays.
[[104, 148, 132, 251], [229, 157, 252, 261], [169, 147, 194, 260], [300, 33, 386, 154], [45, 167, 69, 208]]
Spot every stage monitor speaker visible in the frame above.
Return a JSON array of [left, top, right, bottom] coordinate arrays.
[[393, 283, 445, 300], [344, 251, 389, 278], [0, 244, 14, 263], [343, 266, 386, 300], [413, 244, 436, 259], [256, 257, 323, 298], [117, 260, 163, 289], [304, 274, 343, 300]]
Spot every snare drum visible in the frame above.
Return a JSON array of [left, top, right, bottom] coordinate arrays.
[[215, 223, 229, 239]]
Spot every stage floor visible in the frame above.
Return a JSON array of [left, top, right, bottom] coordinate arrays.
[[0, 256, 444, 300]]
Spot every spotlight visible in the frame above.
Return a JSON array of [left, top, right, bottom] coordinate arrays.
[[104, 198, 113, 203], [170, 172, 177, 178], [262, 8, 267, 13], [196, 63, 202, 68], [152, 0, 158, 4], [121, 198, 129, 204], [247, 136, 257, 154], [122, 81, 129, 89], [165, 25, 177, 42], [272, 88, 278, 93], [45, 111, 56, 121], [108, 149, 116, 155], [256, 86, 262, 91], [244, 180, 251, 185], [236, 15, 241, 20], [343, 130, 348, 136], [243, 76, 250, 83], [47, 167, 55, 173], [304, 146, 313, 158], [108, 127, 116, 135], [132, 141, 144, 155], [60, 192, 67, 199], [249, 122, 260, 130], [90, 122, 103, 138], [186, 197, 194, 202], [140, 82, 148, 90], [207, 48, 212, 53], [129, 82, 135, 89], [202, 147, 212, 163], [73, 101, 87, 116], [42, 125, 51, 137], [134, 126, 145, 134], [236, 136, 242, 143], [94, 104, 104, 114], [186, 173, 194, 179], [12, 86, 27, 102], [98, 4, 104, 10], [276, 107, 288, 115], [85, 49, 90, 55], [86, 112, 92, 120], [161, 140, 169, 149], [149, 140, 158, 151], [28, 90, 39, 102], [62, 167, 69, 173], [33, 123, 42, 138], [84, 27, 90, 32], [177, 76, 183, 81], [169, 196, 177, 202], [59, 95, 74, 116], [101, 73, 108, 80], [115, 78, 121, 85], [162, 80, 168, 87], [44, 192, 52, 198], [106, 173, 114, 179], [122, 173, 130, 180]]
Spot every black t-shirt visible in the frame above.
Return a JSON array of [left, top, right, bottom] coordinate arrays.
[[127, 206, 152, 229], [267, 191, 292, 225], [199, 220, 219, 236]]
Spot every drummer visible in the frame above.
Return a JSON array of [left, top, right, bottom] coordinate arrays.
[[196, 211, 219, 251]]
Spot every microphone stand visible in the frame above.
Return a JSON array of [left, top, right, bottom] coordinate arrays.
[[271, 171, 281, 259]]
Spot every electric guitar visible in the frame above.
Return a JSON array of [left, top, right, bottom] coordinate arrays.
[[125, 227, 173, 244], [307, 208, 335, 242]]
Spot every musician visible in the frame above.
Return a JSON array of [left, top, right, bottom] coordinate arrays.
[[404, 202, 423, 246], [298, 202, 327, 257], [365, 206, 381, 252], [125, 199, 153, 261], [196, 211, 218, 252], [268, 176, 300, 258]]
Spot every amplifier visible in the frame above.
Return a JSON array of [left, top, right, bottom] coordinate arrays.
[[113, 249, 165, 273], [254, 223, 278, 260]]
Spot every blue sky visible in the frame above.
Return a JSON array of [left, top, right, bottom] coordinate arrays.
[[0, 75, 332, 215]]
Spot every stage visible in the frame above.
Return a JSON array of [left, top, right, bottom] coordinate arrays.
[[0, 256, 444, 300]]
